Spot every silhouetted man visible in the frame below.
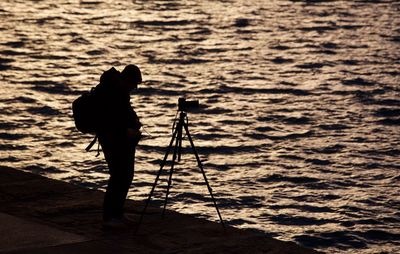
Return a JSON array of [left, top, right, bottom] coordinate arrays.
[[96, 64, 142, 229]]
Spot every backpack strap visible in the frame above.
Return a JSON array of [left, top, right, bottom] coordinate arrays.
[[85, 135, 100, 157]]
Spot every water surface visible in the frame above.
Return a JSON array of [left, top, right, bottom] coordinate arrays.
[[0, 1, 399, 253]]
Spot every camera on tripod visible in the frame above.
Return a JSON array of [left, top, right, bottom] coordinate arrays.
[[178, 97, 199, 112], [136, 96, 225, 232]]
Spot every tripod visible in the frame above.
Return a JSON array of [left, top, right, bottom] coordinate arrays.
[[136, 110, 225, 232]]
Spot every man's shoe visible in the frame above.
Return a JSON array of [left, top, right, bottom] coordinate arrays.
[[102, 218, 128, 230], [121, 214, 138, 225]]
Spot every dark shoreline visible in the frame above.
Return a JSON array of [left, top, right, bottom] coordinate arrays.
[[0, 166, 321, 253]]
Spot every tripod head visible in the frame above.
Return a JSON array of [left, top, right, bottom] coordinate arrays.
[[178, 97, 199, 112], [174, 97, 199, 156]]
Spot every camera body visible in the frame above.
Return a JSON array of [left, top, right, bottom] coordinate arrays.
[[178, 97, 199, 112]]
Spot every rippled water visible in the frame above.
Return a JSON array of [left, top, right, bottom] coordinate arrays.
[[1, 0, 399, 253]]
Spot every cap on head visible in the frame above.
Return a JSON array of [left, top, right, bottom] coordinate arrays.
[[121, 64, 142, 84]]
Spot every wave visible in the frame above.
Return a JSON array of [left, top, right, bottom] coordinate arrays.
[[311, 144, 346, 154], [80, 1, 102, 5], [1, 41, 25, 48], [70, 36, 90, 44], [23, 80, 74, 95], [342, 78, 376, 86], [295, 62, 332, 69], [86, 49, 108, 56], [294, 231, 367, 249], [305, 158, 332, 165], [269, 204, 334, 213], [318, 124, 350, 130], [295, 229, 400, 249], [198, 86, 312, 96], [218, 119, 253, 125], [0, 64, 12, 71], [372, 99, 400, 106], [265, 130, 314, 140], [0, 143, 28, 150], [258, 174, 320, 184], [27, 105, 61, 116], [377, 118, 400, 125], [234, 18, 251, 27], [0, 133, 27, 140], [147, 56, 210, 65], [270, 214, 337, 226], [257, 115, 312, 125], [271, 57, 294, 64], [132, 20, 192, 27], [24, 165, 66, 174], [277, 154, 304, 160], [0, 122, 20, 130], [139, 144, 262, 155], [374, 108, 400, 117], [0, 49, 26, 56]]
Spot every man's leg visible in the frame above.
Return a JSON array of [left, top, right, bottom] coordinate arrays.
[[104, 149, 135, 220]]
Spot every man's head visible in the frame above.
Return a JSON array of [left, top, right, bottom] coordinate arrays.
[[120, 64, 142, 92]]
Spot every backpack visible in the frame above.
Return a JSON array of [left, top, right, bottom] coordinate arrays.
[[72, 87, 101, 156], [72, 67, 120, 156], [72, 88, 99, 134]]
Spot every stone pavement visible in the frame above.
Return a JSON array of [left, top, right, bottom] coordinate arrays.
[[0, 166, 321, 253]]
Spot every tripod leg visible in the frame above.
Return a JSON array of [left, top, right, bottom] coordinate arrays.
[[135, 126, 179, 233], [162, 125, 181, 216], [183, 123, 225, 229], [177, 124, 183, 162]]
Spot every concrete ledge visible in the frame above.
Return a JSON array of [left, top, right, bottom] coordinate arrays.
[[0, 166, 322, 253], [0, 213, 87, 253]]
